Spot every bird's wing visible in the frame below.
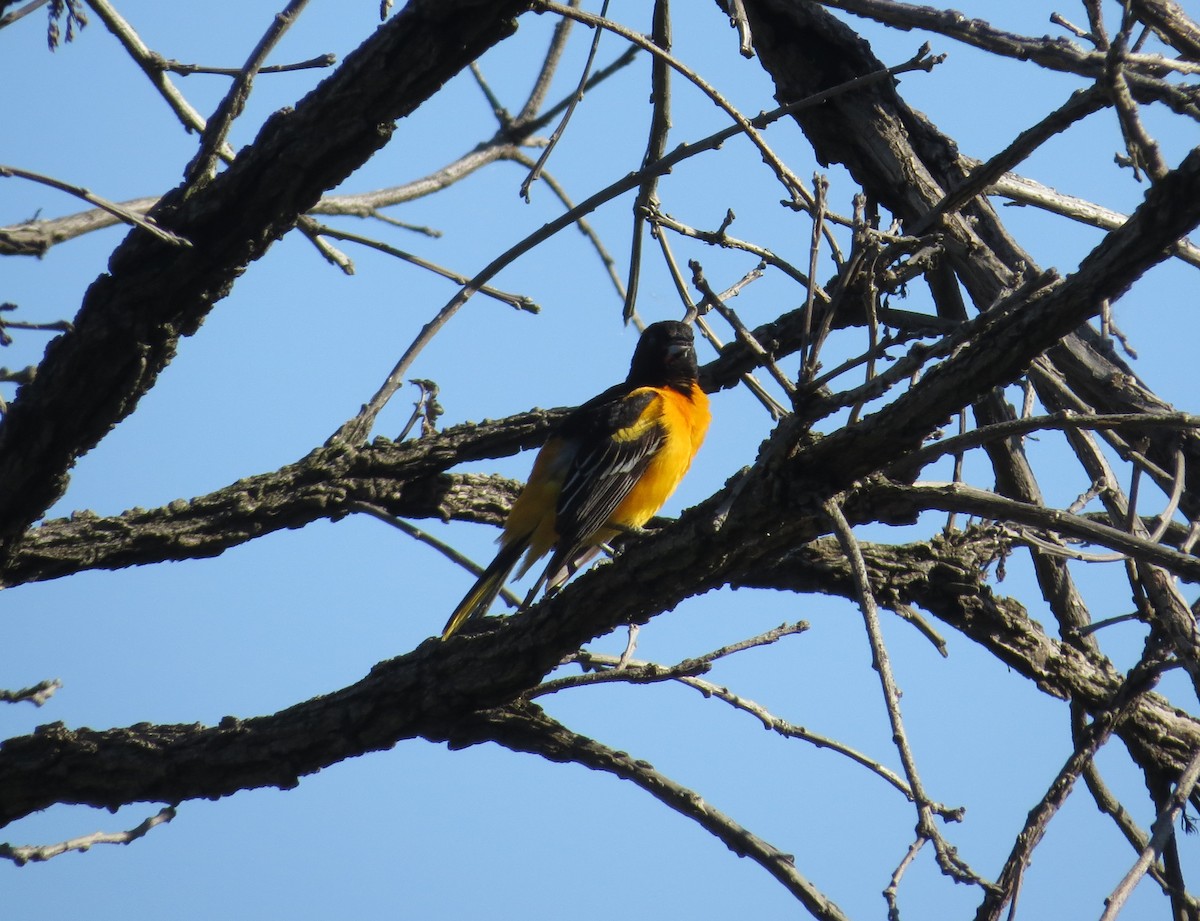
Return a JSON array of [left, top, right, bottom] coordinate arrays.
[[554, 387, 664, 548]]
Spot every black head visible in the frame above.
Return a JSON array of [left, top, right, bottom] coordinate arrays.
[[626, 320, 699, 390]]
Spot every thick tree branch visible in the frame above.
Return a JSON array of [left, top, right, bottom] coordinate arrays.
[[810, 0, 1200, 116], [4, 128, 1200, 823], [739, 0, 1200, 524], [0, 410, 557, 587], [0, 0, 536, 559], [738, 529, 1200, 803]]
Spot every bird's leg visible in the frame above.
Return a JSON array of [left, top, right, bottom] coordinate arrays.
[[610, 522, 656, 537], [606, 520, 666, 557]]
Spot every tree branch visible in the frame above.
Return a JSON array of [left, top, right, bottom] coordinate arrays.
[[0, 0, 537, 559], [448, 702, 855, 921]]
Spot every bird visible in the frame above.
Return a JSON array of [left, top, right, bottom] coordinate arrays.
[[441, 320, 710, 639]]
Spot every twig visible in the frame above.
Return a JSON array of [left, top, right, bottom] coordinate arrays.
[[689, 259, 796, 396], [537, 0, 830, 212], [307, 222, 538, 312], [911, 85, 1108, 236], [720, 0, 754, 57], [83, 0, 226, 146], [520, 0, 608, 201], [515, 0, 578, 122], [1105, 10, 1170, 182], [1083, 0, 1110, 50], [805, 327, 925, 396], [686, 262, 788, 419], [615, 623, 639, 668], [1027, 358, 1177, 500], [802, 174, 829, 372], [984, 169, 1200, 269], [332, 47, 943, 444], [622, 0, 672, 324], [652, 218, 782, 407], [457, 702, 854, 920], [351, 501, 522, 611], [1148, 446, 1185, 545], [0, 0, 49, 29], [884, 837, 925, 921], [0, 807, 176, 866], [519, 43, 642, 135], [824, 497, 985, 888], [1006, 526, 1128, 563], [506, 151, 628, 305], [396, 378, 442, 440], [533, 654, 712, 695], [295, 214, 355, 273], [974, 649, 1170, 921], [468, 61, 512, 126], [812, 0, 1199, 115], [892, 602, 949, 656], [1073, 704, 1197, 905], [649, 205, 830, 290], [151, 52, 335, 77], [0, 164, 189, 247], [809, 242, 871, 390], [895, 411, 1200, 476], [540, 621, 809, 696], [0, 678, 61, 706], [0, 365, 36, 386], [0, 303, 72, 347], [365, 211, 441, 237], [1051, 12, 1096, 43], [185, 0, 312, 185], [879, 481, 1200, 581], [1074, 612, 1143, 638], [542, 644, 963, 820]]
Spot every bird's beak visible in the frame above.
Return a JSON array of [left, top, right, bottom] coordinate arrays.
[[665, 340, 693, 360]]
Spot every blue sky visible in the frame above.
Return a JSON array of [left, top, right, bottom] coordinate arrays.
[[2, 2, 1197, 918]]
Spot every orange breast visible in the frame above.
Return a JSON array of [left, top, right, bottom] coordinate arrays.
[[608, 383, 710, 530], [499, 382, 710, 578]]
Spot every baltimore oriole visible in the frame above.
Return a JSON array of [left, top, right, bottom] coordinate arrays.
[[441, 320, 710, 639]]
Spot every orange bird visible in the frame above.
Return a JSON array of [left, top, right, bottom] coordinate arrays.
[[441, 320, 710, 639]]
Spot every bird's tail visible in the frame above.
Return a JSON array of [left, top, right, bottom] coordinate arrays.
[[441, 537, 529, 640]]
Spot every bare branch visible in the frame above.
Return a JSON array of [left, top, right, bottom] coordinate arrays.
[[307, 221, 539, 312], [519, 0, 608, 201], [448, 702, 855, 921], [83, 0, 228, 146], [0, 164, 189, 247], [622, 0, 672, 323], [0, 0, 541, 554], [152, 51, 336, 77], [0, 0, 49, 30], [0, 678, 61, 707], [824, 497, 986, 891], [1100, 744, 1200, 920], [0, 807, 175, 866], [185, 0, 313, 184], [352, 501, 522, 610], [974, 649, 1170, 921], [331, 53, 934, 444], [876, 481, 1200, 582]]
